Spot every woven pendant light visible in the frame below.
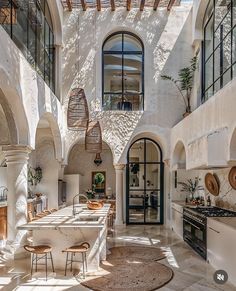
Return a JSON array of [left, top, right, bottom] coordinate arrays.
[[67, 88, 89, 131], [85, 121, 102, 153]]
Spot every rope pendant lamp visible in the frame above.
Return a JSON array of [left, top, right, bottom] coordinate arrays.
[[67, 88, 89, 131], [85, 121, 102, 153]]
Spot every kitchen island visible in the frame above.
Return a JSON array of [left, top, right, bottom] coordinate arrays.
[[18, 204, 110, 271]]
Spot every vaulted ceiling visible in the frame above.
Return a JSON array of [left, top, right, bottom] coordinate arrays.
[[61, 0, 180, 12]]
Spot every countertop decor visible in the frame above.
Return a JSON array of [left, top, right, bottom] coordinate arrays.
[[178, 177, 204, 201]]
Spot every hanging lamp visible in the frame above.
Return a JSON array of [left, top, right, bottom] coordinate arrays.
[[94, 153, 102, 166], [85, 121, 102, 153], [67, 88, 89, 131]]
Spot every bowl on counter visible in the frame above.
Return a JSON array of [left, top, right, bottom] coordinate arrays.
[[87, 200, 104, 210]]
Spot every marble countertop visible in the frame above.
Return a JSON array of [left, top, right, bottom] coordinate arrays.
[[18, 204, 111, 230], [208, 216, 236, 231], [171, 200, 186, 207]]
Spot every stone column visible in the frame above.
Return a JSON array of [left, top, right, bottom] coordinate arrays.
[[2, 145, 31, 251], [114, 164, 125, 226]]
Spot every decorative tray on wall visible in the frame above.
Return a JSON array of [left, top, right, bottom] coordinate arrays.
[[205, 173, 220, 196], [228, 167, 236, 190]]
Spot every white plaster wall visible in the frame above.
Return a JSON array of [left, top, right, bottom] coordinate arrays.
[[171, 77, 236, 170], [62, 4, 194, 165], [0, 26, 63, 156], [27, 128, 60, 209], [64, 143, 115, 196]]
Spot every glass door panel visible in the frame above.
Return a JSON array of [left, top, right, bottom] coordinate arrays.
[[127, 138, 164, 224]]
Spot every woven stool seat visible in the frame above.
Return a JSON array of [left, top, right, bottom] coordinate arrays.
[[24, 245, 52, 254], [63, 242, 90, 253]]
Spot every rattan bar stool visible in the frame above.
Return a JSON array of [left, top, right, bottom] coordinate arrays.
[[24, 245, 54, 280], [62, 242, 90, 278]]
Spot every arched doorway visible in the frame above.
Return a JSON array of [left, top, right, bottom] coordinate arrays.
[[126, 138, 164, 224]]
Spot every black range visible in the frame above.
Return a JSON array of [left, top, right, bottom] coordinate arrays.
[[183, 206, 236, 259]]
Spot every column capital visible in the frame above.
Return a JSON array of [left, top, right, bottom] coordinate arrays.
[[2, 145, 32, 164], [114, 164, 126, 170]]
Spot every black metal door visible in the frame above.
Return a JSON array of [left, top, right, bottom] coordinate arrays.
[[126, 138, 164, 224]]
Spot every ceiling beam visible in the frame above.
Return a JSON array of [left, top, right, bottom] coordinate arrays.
[[140, 0, 145, 11], [81, 0, 87, 11], [97, 0, 101, 11], [110, 0, 115, 11], [66, 0, 72, 11], [153, 0, 161, 11], [167, 0, 175, 11], [127, 0, 131, 11]]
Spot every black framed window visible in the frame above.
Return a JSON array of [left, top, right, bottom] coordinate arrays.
[[102, 31, 144, 111], [203, 0, 236, 102], [0, 0, 55, 93]]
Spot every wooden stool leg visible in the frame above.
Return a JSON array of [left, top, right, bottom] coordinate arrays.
[[45, 254, 48, 281], [36, 254, 38, 272], [50, 252, 55, 272], [70, 253, 73, 272], [65, 252, 68, 276], [31, 253, 34, 276], [82, 253, 85, 278], [85, 252, 88, 272]]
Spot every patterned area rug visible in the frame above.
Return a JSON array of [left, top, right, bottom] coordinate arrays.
[[81, 247, 173, 291], [108, 246, 167, 261], [81, 258, 173, 291]]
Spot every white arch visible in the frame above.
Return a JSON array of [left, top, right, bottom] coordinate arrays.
[[47, 0, 63, 45], [119, 131, 167, 165], [64, 135, 115, 165], [172, 140, 187, 170], [0, 67, 30, 145], [229, 127, 236, 162], [35, 113, 63, 162]]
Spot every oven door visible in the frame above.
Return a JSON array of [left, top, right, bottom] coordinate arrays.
[[183, 216, 206, 259]]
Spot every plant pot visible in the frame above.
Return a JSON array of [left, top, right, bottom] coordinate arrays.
[[183, 111, 191, 118]]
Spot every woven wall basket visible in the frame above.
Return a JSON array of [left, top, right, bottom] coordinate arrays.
[[205, 173, 220, 196], [67, 88, 89, 130], [85, 121, 102, 153], [228, 167, 236, 190]]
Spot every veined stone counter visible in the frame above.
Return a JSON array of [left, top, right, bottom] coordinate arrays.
[[18, 204, 111, 271]]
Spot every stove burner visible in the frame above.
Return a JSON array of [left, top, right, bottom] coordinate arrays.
[[190, 207, 236, 217]]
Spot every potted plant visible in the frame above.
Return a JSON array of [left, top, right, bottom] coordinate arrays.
[[178, 177, 204, 201], [161, 56, 197, 117]]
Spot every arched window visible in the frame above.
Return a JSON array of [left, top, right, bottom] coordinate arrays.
[[203, 0, 236, 102], [102, 32, 144, 111], [0, 0, 55, 92]]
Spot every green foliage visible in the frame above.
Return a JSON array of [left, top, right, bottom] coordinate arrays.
[[178, 177, 204, 195], [28, 166, 42, 186], [94, 172, 105, 185], [161, 56, 197, 113]]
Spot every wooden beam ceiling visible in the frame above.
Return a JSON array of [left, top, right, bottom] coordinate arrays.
[[110, 0, 115, 11], [96, 0, 101, 11], [66, 0, 72, 11], [81, 0, 87, 11], [62, 0, 179, 12], [127, 0, 131, 11], [167, 0, 176, 11], [140, 0, 145, 11], [153, 0, 161, 11]]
